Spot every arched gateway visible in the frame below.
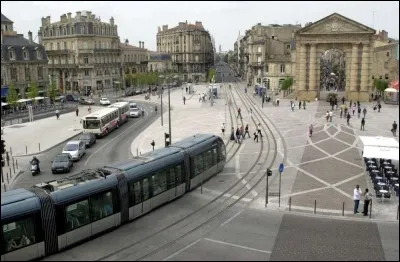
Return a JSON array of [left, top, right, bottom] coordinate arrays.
[[295, 13, 376, 102]]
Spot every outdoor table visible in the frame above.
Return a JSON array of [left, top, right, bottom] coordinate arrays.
[[384, 166, 392, 170], [391, 177, 399, 181], [383, 161, 390, 165], [377, 182, 386, 186], [379, 189, 388, 202], [367, 160, 376, 164], [375, 176, 383, 180]]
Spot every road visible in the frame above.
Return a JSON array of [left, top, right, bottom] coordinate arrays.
[[11, 101, 158, 190], [215, 62, 238, 83]]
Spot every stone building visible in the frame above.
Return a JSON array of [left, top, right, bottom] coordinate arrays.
[[1, 13, 49, 99], [156, 21, 214, 82], [147, 51, 173, 73], [120, 39, 148, 77], [38, 11, 121, 95]]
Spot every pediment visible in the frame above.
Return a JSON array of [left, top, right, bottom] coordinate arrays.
[[297, 13, 375, 35]]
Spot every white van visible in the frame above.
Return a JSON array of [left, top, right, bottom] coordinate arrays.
[[129, 102, 137, 109]]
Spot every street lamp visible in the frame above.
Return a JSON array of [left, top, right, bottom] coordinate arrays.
[[158, 75, 164, 126]]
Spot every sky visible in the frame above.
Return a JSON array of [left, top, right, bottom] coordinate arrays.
[[1, 1, 399, 51]]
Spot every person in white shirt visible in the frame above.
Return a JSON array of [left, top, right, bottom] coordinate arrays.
[[329, 110, 333, 122], [353, 185, 362, 214], [221, 123, 225, 137]]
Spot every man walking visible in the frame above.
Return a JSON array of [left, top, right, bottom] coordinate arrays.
[[299, 101, 302, 110], [183, 96, 186, 105], [392, 121, 397, 136], [357, 106, 361, 118], [221, 123, 225, 137], [253, 131, 259, 143], [309, 124, 313, 137], [329, 110, 333, 122], [303, 100, 306, 110], [244, 124, 250, 138], [237, 107, 242, 119], [363, 188, 372, 216], [257, 123, 263, 138], [346, 112, 351, 125], [75, 107, 79, 117], [362, 107, 367, 118], [361, 117, 365, 131], [353, 185, 362, 214]]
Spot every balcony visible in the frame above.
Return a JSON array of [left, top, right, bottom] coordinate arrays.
[[250, 62, 264, 67], [46, 50, 70, 55], [93, 48, 121, 53], [78, 64, 95, 69], [78, 49, 94, 54]]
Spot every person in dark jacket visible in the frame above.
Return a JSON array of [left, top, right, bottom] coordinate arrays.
[[361, 118, 365, 131]]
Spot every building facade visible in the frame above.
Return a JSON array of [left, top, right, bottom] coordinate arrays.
[[1, 13, 49, 99], [147, 51, 172, 73], [39, 11, 121, 96], [156, 21, 214, 82], [120, 40, 148, 77]]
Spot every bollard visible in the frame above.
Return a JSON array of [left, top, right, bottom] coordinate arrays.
[[9, 168, 12, 178], [39, 143, 40, 152], [397, 205, 399, 221], [314, 200, 316, 214], [12, 158, 15, 173], [3, 184, 6, 192], [342, 202, 345, 216], [26, 145, 27, 154], [16, 159, 18, 169], [289, 197, 291, 211], [369, 200, 372, 219], [10, 147, 12, 156], [6, 173, 9, 184]]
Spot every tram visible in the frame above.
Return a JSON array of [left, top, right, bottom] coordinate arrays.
[[1, 134, 226, 261]]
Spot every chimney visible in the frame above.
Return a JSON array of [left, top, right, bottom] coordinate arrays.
[[195, 21, 203, 27], [87, 11, 92, 17], [28, 31, 33, 44], [162, 25, 168, 31], [38, 31, 43, 44], [46, 16, 51, 24], [76, 11, 81, 20], [158, 26, 161, 33], [110, 16, 114, 25], [41, 17, 46, 26], [179, 22, 185, 27], [142, 41, 144, 48], [67, 12, 72, 20], [60, 14, 67, 23], [125, 39, 129, 45], [139, 41, 142, 48]]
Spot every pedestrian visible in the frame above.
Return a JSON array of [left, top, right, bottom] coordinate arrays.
[[75, 107, 79, 117], [154, 105, 157, 114], [276, 98, 280, 107], [291, 101, 295, 112], [346, 112, 351, 125], [334, 101, 338, 111], [55, 109, 60, 119], [249, 108, 253, 117], [199, 95, 202, 103], [237, 107, 242, 119], [357, 106, 361, 118], [344, 106, 348, 115], [352, 104, 356, 116], [340, 108, 343, 118], [235, 127, 241, 143], [299, 101, 302, 110], [309, 124, 313, 137], [378, 103, 382, 112], [342, 96, 345, 104], [326, 111, 329, 122], [303, 100, 306, 110], [240, 125, 245, 141], [253, 131, 259, 143], [183, 96, 186, 105], [362, 107, 367, 118], [361, 117, 365, 131], [353, 185, 362, 214], [257, 123, 263, 138], [363, 188, 372, 216], [88, 106, 92, 114], [230, 127, 235, 141], [221, 123, 225, 137], [392, 121, 397, 136], [244, 124, 250, 138], [329, 110, 333, 122]]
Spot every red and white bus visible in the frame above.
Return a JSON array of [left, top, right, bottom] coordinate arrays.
[[109, 101, 130, 124], [81, 107, 120, 137]]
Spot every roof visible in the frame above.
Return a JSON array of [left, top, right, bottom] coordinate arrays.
[[119, 43, 145, 50], [1, 35, 48, 62], [1, 13, 13, 23], [159, 23, 205, 34]]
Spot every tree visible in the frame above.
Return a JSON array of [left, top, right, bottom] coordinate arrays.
[[28, 81, 39, 104], [6, 82, 19, 109], [374, 79, 388, 95], [48, 81, 57, 103], [281, 77, 294, 96], [207, 68, 216, 83]]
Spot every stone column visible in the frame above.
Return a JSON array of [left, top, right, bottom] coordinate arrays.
[[349, 44, 359, 91], [298, 44, 307, 91], [309, 44, 317, 90], [360, 44, 370, 91]]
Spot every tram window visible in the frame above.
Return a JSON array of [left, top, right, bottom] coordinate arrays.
[[176, 165, 183, 185], [142, 178, 150, 200], [212, 148, 217, 165], [204, 150, 213, 170], [3, 216, 36, 252], [193, 154, 204, 177], [65, 199, 90, 232], [152, 171, 167, 196], [90, 191, 114, 222], [134, 181, 142, 205], [218, 142, 226, 161], [167, 167, 175, 189]]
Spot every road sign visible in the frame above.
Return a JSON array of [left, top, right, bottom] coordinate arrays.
[[279, 163, 284, 173]]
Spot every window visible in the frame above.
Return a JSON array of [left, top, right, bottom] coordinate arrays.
[[57, 42, 60, 50], [203, 149, 214, 170], [37, 50, 42, 60], [286, 44, 290, 49], [25, 67, 30, 81], [257, 46, 262, 53], [11, 68, 17, 81], [84, 57, 89, 64], [142, 178, 150, 200], [38, 67, 43, 80], [193, 154, 204, 177], [385, 73, 389, 79], [257, 78, 261, 84], [167, 167, 175, 189], [9, 50, 14, 60], [152, 171, 167, 195], [280, 64, 285, 74], [63, 42, 67, 50], [66, 199, 90, 231], [265, 64, 269, 73], [218, 141, 226, 162], [23, 50, 29, 60], [84, 70, 89, 76], [90, 191, 114, 222], [386, 51, 390, 57], [3, 216, 37, 252]]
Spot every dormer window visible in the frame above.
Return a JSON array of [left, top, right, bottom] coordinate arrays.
[[8, 47, 15, 60], [36, 48, 42, 60], [23, 49, 29, 60]]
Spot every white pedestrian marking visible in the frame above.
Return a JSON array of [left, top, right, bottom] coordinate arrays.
[[204, 238, 272, 254]]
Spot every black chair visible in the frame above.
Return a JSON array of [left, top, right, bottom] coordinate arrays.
[[375, 189, 383, 198]]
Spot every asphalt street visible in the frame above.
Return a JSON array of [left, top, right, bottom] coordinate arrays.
[[11, 101, 158, 190], [215, 62, 238, 83]]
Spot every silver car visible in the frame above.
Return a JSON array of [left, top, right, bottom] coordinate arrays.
[[62, 140, 86, 161], [129, 108, 140, 118]]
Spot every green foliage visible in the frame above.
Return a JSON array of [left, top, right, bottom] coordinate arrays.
[[6, 82, 19, 108], [326, 93, 338, 102], [48, 81, 57, 103], [207, 68, 216, 83], [374, 79, 388, 93], [281, 77, 293, 90], [27, 81, 39, 104]]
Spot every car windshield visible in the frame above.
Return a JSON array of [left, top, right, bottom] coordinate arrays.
[[83, 120, 100, 129], [101, 98, 109, 101], [131, 108, 139, 112], [54, 155, 69, 162], [63, 144, 78, 151]]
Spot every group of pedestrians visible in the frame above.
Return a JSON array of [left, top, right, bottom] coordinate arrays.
[[222, 122, 263, 143], [353, 184, 373, 216]]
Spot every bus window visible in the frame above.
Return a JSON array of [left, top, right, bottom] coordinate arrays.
[[83, 120, 100, 129]]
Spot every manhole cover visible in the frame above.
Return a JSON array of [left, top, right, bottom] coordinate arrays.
[[9, 125, 25, 128]]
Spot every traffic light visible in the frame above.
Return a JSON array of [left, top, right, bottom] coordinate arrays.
[[164, 133, 170, 147], [267, 168, 272, 176], [1, 140, 5, 155]]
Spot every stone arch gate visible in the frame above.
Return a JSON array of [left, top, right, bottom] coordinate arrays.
[[294, 13, 376, 102]]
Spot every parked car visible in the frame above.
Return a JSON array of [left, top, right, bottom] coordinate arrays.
[[129, 107, 140, 118], [62, 140, 86, 161], [79, 97, 95, 105], [66, 94, 80, 102], [51, 153, 73, 174], [79, 132, 97, 148], [100, 97, 111, 105], [125, 89, 134, 96]]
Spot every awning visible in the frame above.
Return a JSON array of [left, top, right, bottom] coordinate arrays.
[[1, 102, 8, 107], [1, 87, 9, 97], [360, 136, 399, 160], [16, 98, 32, 103], [384, 87, 398, 93], [391, 80, 399, 90]]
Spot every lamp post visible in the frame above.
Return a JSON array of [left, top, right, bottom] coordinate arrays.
[[158, 75, 164, 126], [168, 75, 179, 144]]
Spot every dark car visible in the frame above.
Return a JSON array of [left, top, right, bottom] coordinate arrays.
[[79, 132, 96, 147], [51, 153, 73, 174], [66, 94, 80, 102]]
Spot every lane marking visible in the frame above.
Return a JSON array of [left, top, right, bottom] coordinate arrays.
[[162, 239, 202, 261], [84, 104, 151, 166], [204, 238, 272, 254], [220, 210, 243, 227]]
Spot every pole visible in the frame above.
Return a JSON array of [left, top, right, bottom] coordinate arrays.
[[168, 84, 171, 144], [201, 173, 203, 194], [160, 87, 163, 126], [278, 171, 282, 207], [265, 173, 269, 207]]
